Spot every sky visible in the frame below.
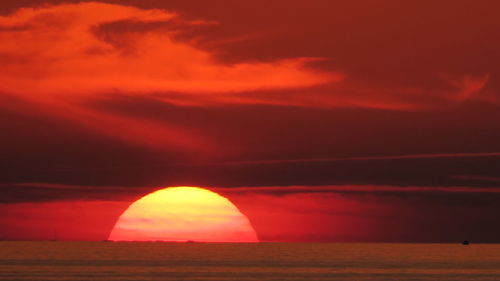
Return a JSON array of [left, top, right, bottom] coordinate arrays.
[[1, 0, 500, 242]]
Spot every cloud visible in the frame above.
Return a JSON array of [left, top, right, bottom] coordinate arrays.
[[0, 2, 335, 98], [2, 2, 486, 110], [0, 182, 147, 203], [0, 2, 340, 152], [0, 2, 496, 156], [210, 152, 500, 166], [451, 175, 500, 183], [439, 73, 492, 102], [3, 182, 500, 204], [214, 185, 500, 196]]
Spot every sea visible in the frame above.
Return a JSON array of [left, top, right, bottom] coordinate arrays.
[[0, 242, 499, 281]]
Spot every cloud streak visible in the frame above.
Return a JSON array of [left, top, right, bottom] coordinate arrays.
[[211, 152, 500, 166], [2, 182, 500, 204]]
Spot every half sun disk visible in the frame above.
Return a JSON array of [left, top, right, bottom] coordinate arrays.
[[108, 186, 258, 242]]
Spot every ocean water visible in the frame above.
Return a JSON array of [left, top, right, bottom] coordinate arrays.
[[0, 242, 499, 281]]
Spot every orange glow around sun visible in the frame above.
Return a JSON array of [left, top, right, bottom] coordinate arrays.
[[108, 187, 259, 242]]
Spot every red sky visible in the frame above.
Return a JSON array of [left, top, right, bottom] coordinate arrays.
[[1, 0, 500, 242]]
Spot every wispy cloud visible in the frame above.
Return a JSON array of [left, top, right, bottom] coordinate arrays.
[[439, 73, 491, 102], [452, 175, 500, 182], [3, 182, 500, 204], [0, 2, 496, 156], [211, 152, 500, 166], [0, 2, 339, 152], [0, 2, 335, 98], [214, 185, 500, 195]]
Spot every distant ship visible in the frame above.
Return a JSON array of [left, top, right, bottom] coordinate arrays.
[[462, 240, 470, 245]]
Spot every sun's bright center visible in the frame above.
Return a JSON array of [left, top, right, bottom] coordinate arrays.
[[108, 186, 259, 242]]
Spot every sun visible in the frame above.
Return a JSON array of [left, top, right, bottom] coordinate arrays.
[[108, 186, 259, 242]]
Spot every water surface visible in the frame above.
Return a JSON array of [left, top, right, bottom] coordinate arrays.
[[1, 242, 499, 280]]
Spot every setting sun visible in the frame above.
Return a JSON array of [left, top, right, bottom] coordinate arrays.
[[108, 186, 258, 242]]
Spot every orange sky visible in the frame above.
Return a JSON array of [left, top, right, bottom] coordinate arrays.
[[1, 0, 500, 242]]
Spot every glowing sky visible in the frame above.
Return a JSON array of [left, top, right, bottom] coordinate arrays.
[[1, 0, 500, 242]]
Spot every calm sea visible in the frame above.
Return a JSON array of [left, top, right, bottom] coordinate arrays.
[[0, 242, 499, 280]]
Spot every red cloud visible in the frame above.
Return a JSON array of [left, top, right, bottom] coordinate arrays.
[[0, 2, 495, 154], [0, 2, 335, 98], [0, 2, 338, 152], [439, 73, 492, 102], [1, 2, 492, 111]]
